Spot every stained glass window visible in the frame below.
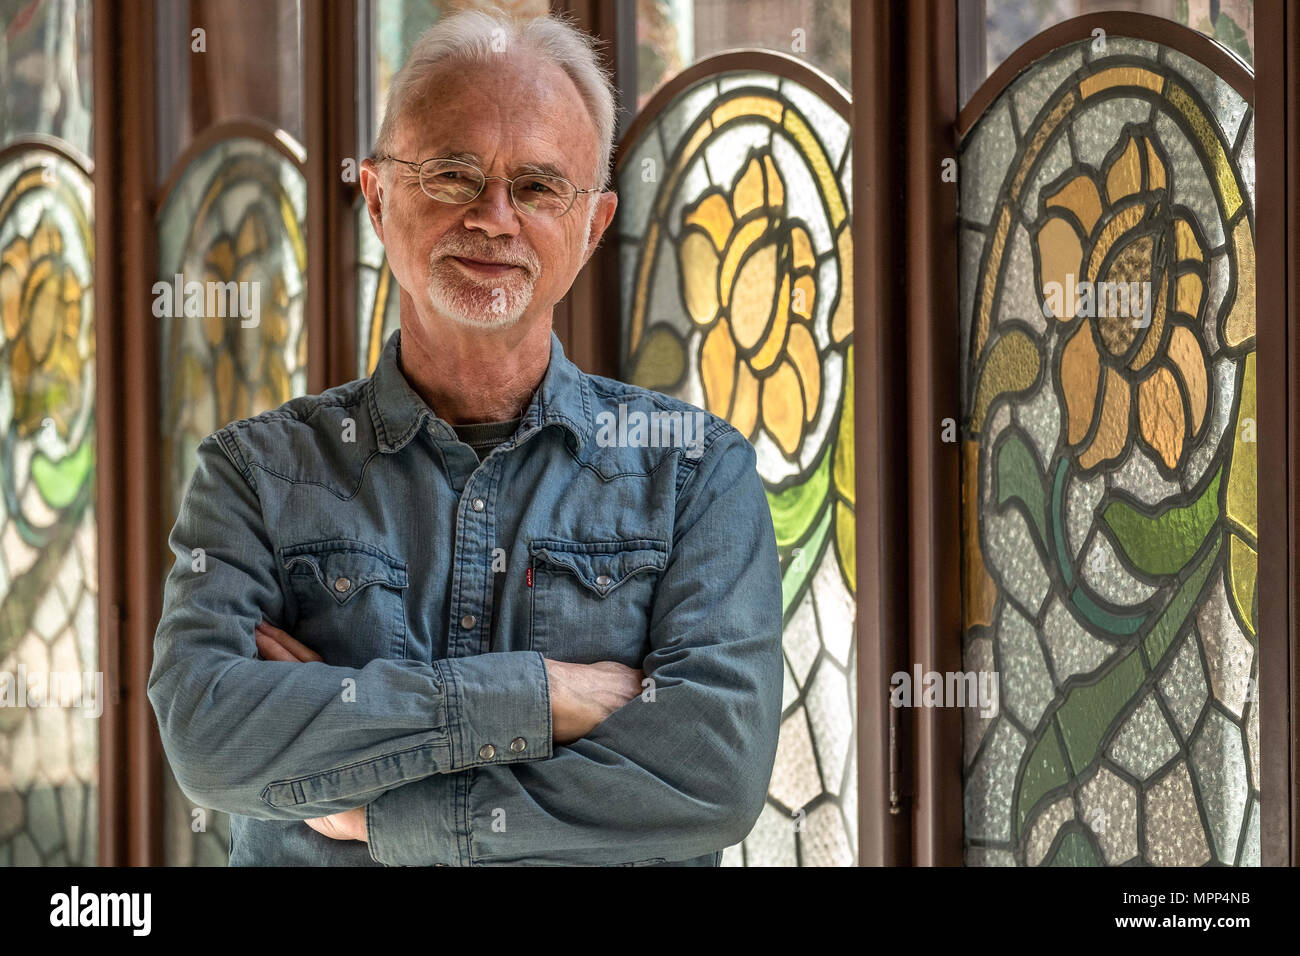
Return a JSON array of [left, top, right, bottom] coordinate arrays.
[[157, 137, 308, 864], [617, 65, 856, 865], [0, 148, 97, 865], [959, 37, 1257, 865]]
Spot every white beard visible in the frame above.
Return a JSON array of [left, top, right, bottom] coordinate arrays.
[[423, 201, 596, 330], [426, 260, 536, 329]]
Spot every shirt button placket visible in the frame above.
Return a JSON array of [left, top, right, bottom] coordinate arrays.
[[462, 488, 484, 638], [450, 476, 493, 658]]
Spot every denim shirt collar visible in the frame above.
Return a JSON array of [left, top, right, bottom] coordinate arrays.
[[367, 326, 590, 454]]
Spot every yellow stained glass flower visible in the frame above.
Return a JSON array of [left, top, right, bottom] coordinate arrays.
[[1036, 128, 1210, 472], [199, 208, 293, 421], [0, 211, 87, 440], [678, 153, 822, 456]]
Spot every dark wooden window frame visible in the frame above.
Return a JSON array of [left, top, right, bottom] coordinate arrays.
[[86, 0, 1295, 866]]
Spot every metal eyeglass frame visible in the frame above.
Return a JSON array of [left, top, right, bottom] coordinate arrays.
[[374, 155, 601, 218]]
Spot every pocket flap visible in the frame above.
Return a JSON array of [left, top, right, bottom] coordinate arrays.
[[281, 539, 408, 605], [529, 538, 668, 597]]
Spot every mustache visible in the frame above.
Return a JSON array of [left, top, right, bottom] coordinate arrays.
[[432, 234, 540, 274]]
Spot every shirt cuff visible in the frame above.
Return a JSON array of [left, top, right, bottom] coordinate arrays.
[[437, 650, 554, 771]]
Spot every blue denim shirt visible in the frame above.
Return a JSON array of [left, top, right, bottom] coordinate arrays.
[[148, 327, 783, 866]]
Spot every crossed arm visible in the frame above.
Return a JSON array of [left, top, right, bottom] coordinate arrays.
[[253, 623, 642, 844], [148, 426, 783, 865]]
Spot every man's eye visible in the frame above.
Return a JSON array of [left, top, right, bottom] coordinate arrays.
[[520, 178, 556, 194]]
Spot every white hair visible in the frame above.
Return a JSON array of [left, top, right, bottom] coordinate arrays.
[[373, 9, 616, 189]]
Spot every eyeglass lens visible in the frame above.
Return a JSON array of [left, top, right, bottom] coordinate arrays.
[[418, 160, 576, 216]]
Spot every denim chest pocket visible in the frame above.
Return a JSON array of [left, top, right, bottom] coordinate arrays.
[[528, 538, 668, 667], [280, 539, 408, 667]]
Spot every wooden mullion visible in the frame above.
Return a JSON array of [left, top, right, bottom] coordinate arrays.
[[1253, 0, 1298, 867]]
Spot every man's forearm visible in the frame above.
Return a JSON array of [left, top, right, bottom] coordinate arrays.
[[148, 644, 552, 819]]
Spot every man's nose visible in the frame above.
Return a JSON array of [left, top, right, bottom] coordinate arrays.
[[460, 178, 520, 237]]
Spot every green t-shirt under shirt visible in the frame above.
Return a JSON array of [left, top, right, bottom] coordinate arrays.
[[451, 417, 522, 462]]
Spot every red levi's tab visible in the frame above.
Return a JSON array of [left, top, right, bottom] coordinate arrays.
[[526, 566, 533, 588]]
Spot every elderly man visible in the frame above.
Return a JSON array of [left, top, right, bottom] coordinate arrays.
[[149, 10, 782, 867]]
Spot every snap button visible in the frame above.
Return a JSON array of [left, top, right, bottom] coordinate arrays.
[[479, 743, 496, 760], [334, 576, 352, 593], [471, 498, 485, 512], [595, 574, 612, 587], [460, 614, 476, 629], [510, 737, 527, 753]]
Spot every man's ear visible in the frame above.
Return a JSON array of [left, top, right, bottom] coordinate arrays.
[[359, 158, 385, 240], [580, 190, 618, 268]]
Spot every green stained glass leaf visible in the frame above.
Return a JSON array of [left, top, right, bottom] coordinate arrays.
[[1143, 535, 1221, 665], [1055, 649, 1145, 778], [1048, 829, 1102, 866], [1069, 585, 1146, 635], [627, 324, 687, 392], [832, 352, 855, 506], [995, 431, 1047, 549], [782, 502, 832, 619], [971, 328, 1040, 432], [766, 444, 830, 549], [1100, 464, 1221, 576], [31, 439, 94, 508], [1016, 729, 1069, 837]]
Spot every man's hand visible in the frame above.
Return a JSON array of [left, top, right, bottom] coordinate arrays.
[[544, 659, 644, 745], [255, 620, 322, 663], [305, 807, 367, 842]]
